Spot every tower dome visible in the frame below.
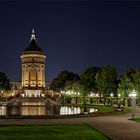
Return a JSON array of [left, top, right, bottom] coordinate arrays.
[[22, 29, 45, 55]]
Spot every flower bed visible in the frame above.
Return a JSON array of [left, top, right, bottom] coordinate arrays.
[[94, 111, 114, 115]]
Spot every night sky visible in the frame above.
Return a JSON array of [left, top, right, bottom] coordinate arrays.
[[0, 1, 140, 82]]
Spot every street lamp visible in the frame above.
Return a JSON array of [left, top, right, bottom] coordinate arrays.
[[110, 93, 114, 105], [110, 93, 114, 97], [96, 93, 99, 97], [0, 90, 3, 100], [117, 93, 121, 109], [118, 94, 121, 98], [129, 89, 136, 119]]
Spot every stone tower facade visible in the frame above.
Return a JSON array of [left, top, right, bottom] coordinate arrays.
[[20, 29, 46, 97]]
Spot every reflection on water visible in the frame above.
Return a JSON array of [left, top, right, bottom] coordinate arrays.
[[0, 106, 6, 115], [0, 105, 97, 116], [7, 106, 21, 116], [22, 106, 46, 116], [21, 101, 47, 115]]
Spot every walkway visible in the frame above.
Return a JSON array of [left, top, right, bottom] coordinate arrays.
[[0, 109, 140, 140]]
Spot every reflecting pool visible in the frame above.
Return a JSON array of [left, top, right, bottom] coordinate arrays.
[[0, 105, 97, 116]]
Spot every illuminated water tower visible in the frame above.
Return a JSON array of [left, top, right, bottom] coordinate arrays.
[[20, 29, 46, 97]]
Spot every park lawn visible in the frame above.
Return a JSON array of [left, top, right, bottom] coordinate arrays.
[[65, 104, 114, 112], [95, 106, 130, 116], [94, 105, 114, 112], [64, 104, 130, 116], [95, 105, 130, 113], [130, 118, 140, 123], [0, 124, 111, 140]]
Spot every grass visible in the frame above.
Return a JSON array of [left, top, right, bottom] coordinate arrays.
[[65, 104, 130, 116], [94, 106, 130, 116], [130, 118, 140, 123], [0, 124, 111, 140], [94, 105, 114, 112], [65, 104, 114, 112]]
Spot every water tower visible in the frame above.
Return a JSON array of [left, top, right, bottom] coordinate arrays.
[[20, 29, 46, 97]]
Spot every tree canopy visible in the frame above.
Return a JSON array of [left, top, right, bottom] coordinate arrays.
[[97, 65, 118, 97], [80, 66, 100, 93], [118, 68, 140, 97], [50, 70, 80, 91], [0, 72, 12, 91], [50, 66, 140, 98]]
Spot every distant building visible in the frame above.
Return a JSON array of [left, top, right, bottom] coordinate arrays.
[[10, 81, 22, 90]]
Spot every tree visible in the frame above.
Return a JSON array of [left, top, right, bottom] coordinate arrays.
[[97, 65, 118, 97], [65, 81, 87, 104], [80, 66, 101, 93], [0, 72, 12, 100], [0, 72, 12, 91], [125, 68, 136, 82], [65, 81, 86, 96], [133, 69, 140, 97], [50, 70, 80, 91], [118, 68, 136, 97]]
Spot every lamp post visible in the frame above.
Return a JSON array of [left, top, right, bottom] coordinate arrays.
[[110, 93, 114, 105], [118, 94, 121, 98], [129, 90, 136, 119], [110, 93, 113, 97], [60, 90, 65, 104], [1, 90, 3, 100], [118, 94, 121, 109]]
